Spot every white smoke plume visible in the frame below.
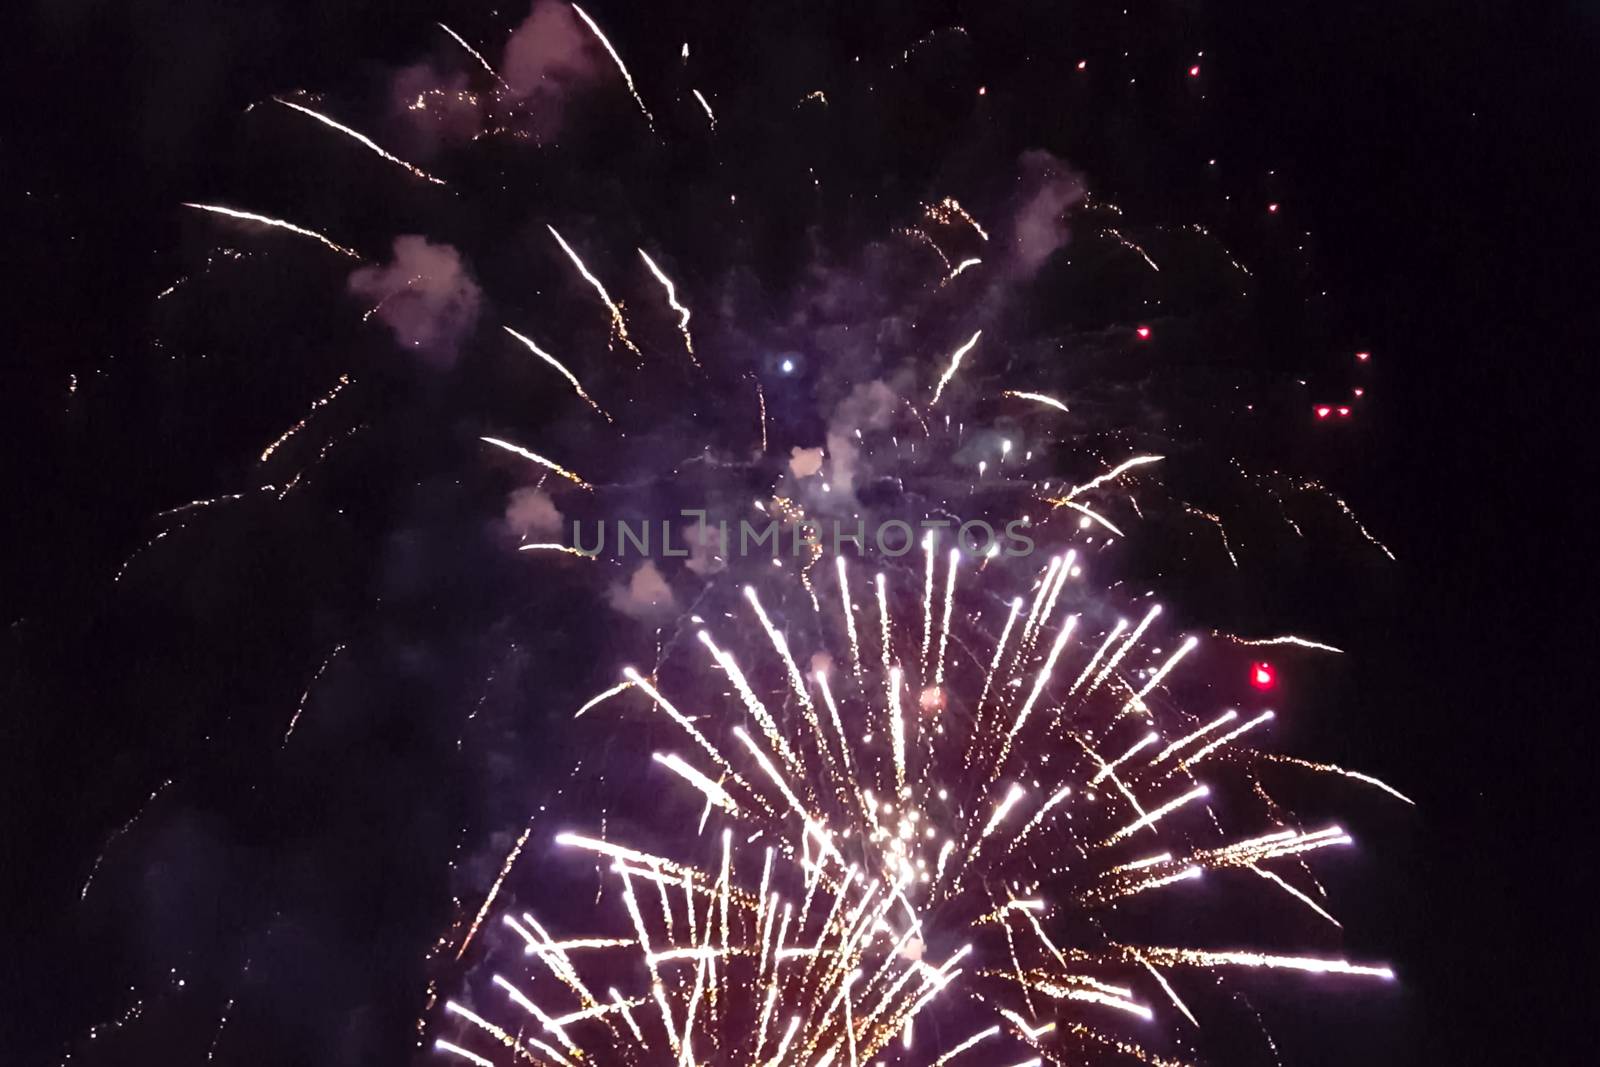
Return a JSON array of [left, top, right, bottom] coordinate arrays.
[[348, 235, 482, 363]]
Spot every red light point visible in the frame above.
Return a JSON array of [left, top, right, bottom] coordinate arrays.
[[1353, 387, 1365, 397], [1135, 325, 1152, 340], [1268, 202, 1280, 213], [1077, 60, 1087, 70], [1189, 65, 1201, 77], [1337, 406, 1352, 417], [1314, 405, 1332, 419], [1356, 351, 1371, 362], [1250, 661, 1277, 690]]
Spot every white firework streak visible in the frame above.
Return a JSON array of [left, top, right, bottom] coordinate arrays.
[[547, 225, 642, 360], [930, 330, 982, 407], [182, 204, 360, 258], [571, 4, 655, 129], [479, 436, 594, 490], [503, 326, 613, 421], [1003, 390, 1070, 414], [637, 249, 699, 365], [274, 97, 445, 185]]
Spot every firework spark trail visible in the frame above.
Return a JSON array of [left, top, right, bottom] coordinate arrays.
[[1103, 228, 1160, 271], [182, 203, 361, 258], [1177, 710, 1275, 771], [281, 644, 347, 745], [1069, 618, 1129, 695], [571, 4, 655, 129], [1121, 636, 1199, 718], [1185, 507, 1238, 568], [754, 379, 769, 453], [1087, 604, 1162, 695], [1300, 480, 1396, 560], [930, 331, 982, 407], [1003, 390, 1070, 414], [934, 548, 960, 685], [1017, 555, 1064, 657], [260, 374, 352, 462], [503, 326, 613, 421], [456, 823, 533, 961], [1261, 755, 1416, 804], [1063, 455, 1165, 500], [920, 532, 938, 676], [691, 89, 717, 128], [547, 225, 643, 360], [274, 97, 445, 184], [480, 435, 594, 489], [835, 556, 863, 682], [80, 778, 173, 902], [1149, 710, 1237, 766], [946, 257, 982, 282], [972, 596, 1024, 737], [1216, 633, 1345, 653], [637, 250, 699, 365], [519, 543, 597, 559], [1057, 499, 1126, 537], [437, 23, 507, 86]]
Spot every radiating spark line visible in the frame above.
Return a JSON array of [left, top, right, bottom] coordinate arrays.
[[974, 597, 1023, 728], [637, 250, 699, 365], [571, 4, 655, 129], [1179, 711, 1275, 769], [1089, 604, 1162, 694], [1217, 633, 1345, 654], [930, 1025, 1001, 1065], [1134, 948, 1393, 979], [1092, 733, 1160, 784], [691, 89, 716, 128], [653, 752, 739, 813], [518, 543, 595, 559], [479, 436, 593, 489], [546, 225, 642, 360], [574, 680, 632, 718], [946, 257, 982, 281], [274, 97, 445, 184], [1002, 390, 1070, 414], [1124, 636, 1200, 714], [282, 644, 346, 745], [1185, 507, 1238, 567], [1057, 499, 1125, 537], [433, 1038, 496, 1067], [1263, 755, 1415, 804], [1070, 619, 1129, 695], [836, 556, 863, 680], [930, 331, 981, 407], [920, 531, 937, 675], [1249, 865, 1343, 927], [438, 23, 507, 86], [1064, 455, 1165, 499], [182, 204, 360, 258], [1132, 951, 1200, 1028], [934, 548, 959, 685], [80, 778, 172, 902], [260, 374, 351, 461], [1104, 785, 1210, 845], [457, 824, 532, 961], [503, 327, 612, 421], [1151, 710, 1237, 766]]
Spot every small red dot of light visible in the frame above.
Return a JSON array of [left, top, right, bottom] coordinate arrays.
[[1268, 203, 1280, 213], [1315, 405, 1332, 418], [1356, 351, 1371, 361], [1135, 325, 1151, 339], [1353, 387, 1365, 397], [1337, 406, 1352, 417], [1189, 65, 1201, 77], [1250, 662, 1277, 690], [977, 86, 987, 95], [1077, 60, 1087, 70]]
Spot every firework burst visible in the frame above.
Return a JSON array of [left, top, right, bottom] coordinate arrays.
[[432, 538, 1404, 1066]]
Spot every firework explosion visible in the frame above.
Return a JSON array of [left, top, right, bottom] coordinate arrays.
[[430, 532, 1405, 1066], [28, 2, 1416, 1065]]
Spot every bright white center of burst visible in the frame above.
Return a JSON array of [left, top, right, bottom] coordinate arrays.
[[781, 359, 794, 373]]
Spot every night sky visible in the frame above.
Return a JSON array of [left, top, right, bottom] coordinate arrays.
[[4, 1, 1596, 1065]]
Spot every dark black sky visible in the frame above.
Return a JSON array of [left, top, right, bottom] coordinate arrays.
[[5, 1, 1597, 1065]]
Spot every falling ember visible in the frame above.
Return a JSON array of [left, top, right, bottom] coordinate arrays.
[[260, 374, 351, 462], [479, 436, 594, 489], [273, 97, 446, 185], [1135, 325, 1152, 339], [930, 330, 982, 407], [691, 89, 717, 129], [570, 3, 656, 129], [182, 203, 361, 258], [437, 22, 507, 86], [502, 326, 613, 421]]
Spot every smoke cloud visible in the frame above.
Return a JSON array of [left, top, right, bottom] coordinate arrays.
[[348, 236, 482, 363], [606, 561, 677, 619], [503, 488, 563, 539]]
